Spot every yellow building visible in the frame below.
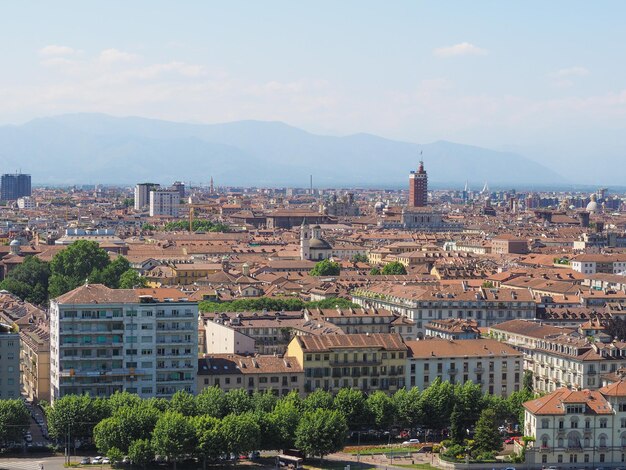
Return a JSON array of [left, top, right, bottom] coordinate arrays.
[[286, 333, 407, 394], [20, 325, 50, 402]]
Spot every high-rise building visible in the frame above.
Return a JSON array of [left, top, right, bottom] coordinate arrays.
[[408, 161, 427, 207], [1, 173, 31, 201], [134, 183, 160, 211], [0, 324, 21, 398], [149, 189, 180, 217], [49, 284, 198, 402], [172, 181, 185, 199]]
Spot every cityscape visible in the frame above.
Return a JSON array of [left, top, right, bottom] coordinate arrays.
[[2, 2, 626, 470]]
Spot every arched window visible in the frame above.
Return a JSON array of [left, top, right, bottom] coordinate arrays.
[[567, 431, 581, 448], [599, 434, 607, 448], [621, 432, 626, 447], [541, 435, 549, 448], [557, 437, 563, 448]]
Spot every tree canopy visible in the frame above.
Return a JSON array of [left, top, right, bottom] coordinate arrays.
[[381, 261, 407, 275], [0, 256, 50, 305], [310, 259, 341, 276]]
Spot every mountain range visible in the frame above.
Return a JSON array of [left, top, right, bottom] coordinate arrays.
[[0, 113, 565, 188]]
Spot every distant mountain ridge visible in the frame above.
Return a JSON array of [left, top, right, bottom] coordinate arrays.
[[0, 113, 564, 187]]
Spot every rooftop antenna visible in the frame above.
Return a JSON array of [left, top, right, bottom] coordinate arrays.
[[310, 174, 313, 195]]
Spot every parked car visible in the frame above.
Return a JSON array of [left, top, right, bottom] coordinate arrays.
[[102, 457, 111, 464], [92, 456, 103, 464], [504, 436, 520, 444], [402, 438, 420, 445], [80, 457, 91, 465]]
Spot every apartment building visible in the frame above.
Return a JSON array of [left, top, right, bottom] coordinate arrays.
[[49, 284, 198, 402], [20, 324, 50, 402], [134, 183, 159, 211], [197, 354, 304, 396], [571, 254, 626, 275], [524, 383, 626, 468], [490, 319, 626, 393], [424, 318, 480, 339], [149, 189, 180, 217], [203, 311, 342, 356], [0, 324, 20, 398], [352, 283, 536, 336], [405, 338, 522, 396], [286, 333, 407, 394]]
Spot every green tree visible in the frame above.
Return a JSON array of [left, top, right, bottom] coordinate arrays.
[[449, 404, 465, 445], [46, 395, 110, 444], [381, 261, 407, 275], [506, 389, 534, 427], [303, 389, 334, 412], [0, 399, 30, 444], [523, 370, 534, 393], [119, 269, 148, 288], [481, 281, 494, 288], [151, 411, 197, 470], [107, 447, 124, 464], [48, 240, 111, 298], [225, 388, 253, 415], [310, 259, 341, 276], [474, 409, 502, 454], [454, 381, 485, 431], [369, 267, 381, 275], [366, 391, 396, 430], [128, 438, 153, 469], [0, 256, 50, 305], [418, 378, 455, 430], [221, 412, 261, 456], [393, 388, 422, 428], [193, 415, 223, 468], [196, 386, 227, 418], [170, 390, 197, 416], [334, 388, 370, 430], [251, 390, 278, 413], [295, 409, 347, 460], [95, 256, 131, 288], [93, 403, 160, 454], [350, 253, 369, 263], [270, 399, 301, 450]]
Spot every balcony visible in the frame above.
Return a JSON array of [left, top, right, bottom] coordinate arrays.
[[329, 359, 382, 366], [587, 370, 597, 375], [474, 366, 484, 373], [447, 368, 458, 375], [539, 446, 550, 452]]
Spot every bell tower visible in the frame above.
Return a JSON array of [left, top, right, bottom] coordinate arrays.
[[300, 220, 310, 260]]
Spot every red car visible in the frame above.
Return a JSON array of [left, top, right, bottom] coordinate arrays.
[[504, 437, 520, 444]]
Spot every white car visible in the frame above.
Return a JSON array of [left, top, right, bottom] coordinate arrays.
[[102, 457, 111, 464], [402, 438, 420, 445], [92, 456, 103, 464]]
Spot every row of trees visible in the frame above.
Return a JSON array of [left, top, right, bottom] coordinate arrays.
[[163, 220, 230, 232], [46, 381, 533, 465], [0, 240, 146, 305], [0, 399, 31, 445], [198, 296, 359, 313]]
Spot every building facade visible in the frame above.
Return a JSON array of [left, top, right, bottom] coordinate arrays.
[[524, 384, 626, 468], [149, 189, 180, 217], [408, 161, 428, 208], [0, 324, 20, 398], [287, 333, 407, 394], [134, 183, 160, 211], [405, 338, 522, 396], [1, 173, 31, 201], [49, 284, 198, 402]]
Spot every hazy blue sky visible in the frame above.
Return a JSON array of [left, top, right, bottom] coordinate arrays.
[[2, 1, 626, 182]]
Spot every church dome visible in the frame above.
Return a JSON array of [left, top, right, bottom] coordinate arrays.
[[309, 238, 332, 249], [9, 239, 20, 247]]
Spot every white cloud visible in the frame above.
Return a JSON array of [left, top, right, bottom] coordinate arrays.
[[433, 42, 487, 58], [40, 57, 77, 68], [99, 48, 138, 64], [555, 66, 590, 77], [39, 45, 76, 56]]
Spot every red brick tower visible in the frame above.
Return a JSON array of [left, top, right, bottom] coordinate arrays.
[[408, 161, 428, 207]]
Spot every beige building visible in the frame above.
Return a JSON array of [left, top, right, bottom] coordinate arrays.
[[197, 354, 304, 396], [20, 324, 50, 402], [524, 383, 626, 468], [286, 333, 407, 394], [405, 338, 522, 396]]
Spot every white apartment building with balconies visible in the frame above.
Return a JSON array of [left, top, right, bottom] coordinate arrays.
[[49, 284, 197, 402]]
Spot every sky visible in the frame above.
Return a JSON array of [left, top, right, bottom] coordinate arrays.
[[1, 1, 626, 183]]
